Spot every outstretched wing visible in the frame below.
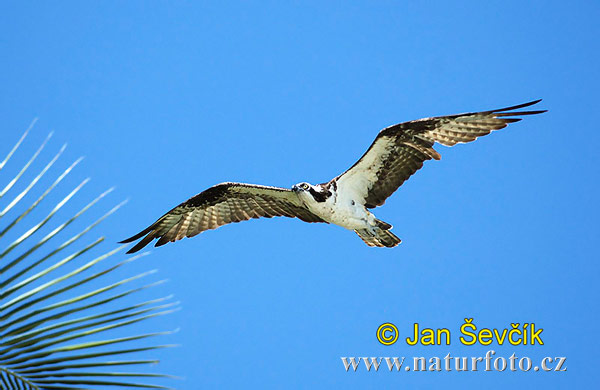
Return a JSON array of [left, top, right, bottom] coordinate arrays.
[[120, 182, 325, 253], [335, 100, 546, 208]]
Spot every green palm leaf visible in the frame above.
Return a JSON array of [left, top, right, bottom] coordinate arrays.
[[0, 124, 177, 389]]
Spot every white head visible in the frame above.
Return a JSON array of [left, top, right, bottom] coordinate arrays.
[[292, 182, 332, 203]]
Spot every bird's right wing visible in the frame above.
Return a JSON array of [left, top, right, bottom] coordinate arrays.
[[120, 182, 325, 253]]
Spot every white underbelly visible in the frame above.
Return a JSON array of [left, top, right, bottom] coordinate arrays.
[[307, 198, 372, 230]]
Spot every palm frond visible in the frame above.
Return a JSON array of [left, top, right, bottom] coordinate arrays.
[[0, 124, 177, 390]]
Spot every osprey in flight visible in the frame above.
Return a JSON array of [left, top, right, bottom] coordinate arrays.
[[121, 100, 545, 253]]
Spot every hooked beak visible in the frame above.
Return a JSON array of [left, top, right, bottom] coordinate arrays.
[[292, 185, 299, 192]]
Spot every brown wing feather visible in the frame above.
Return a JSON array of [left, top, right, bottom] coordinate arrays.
[[120, 182, 325, 253], [335, 100, 546, 208]]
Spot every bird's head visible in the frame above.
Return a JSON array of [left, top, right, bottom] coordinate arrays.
[[292, 182, 312, 193], [292, 182, 332, 203]]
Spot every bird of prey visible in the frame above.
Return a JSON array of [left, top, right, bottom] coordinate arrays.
[[121, 100, 545, 253]]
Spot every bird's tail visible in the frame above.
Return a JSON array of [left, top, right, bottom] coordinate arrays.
[[354, 223, 401, 248]]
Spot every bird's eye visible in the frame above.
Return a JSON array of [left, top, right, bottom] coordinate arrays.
[[301, 183, 309, 190]]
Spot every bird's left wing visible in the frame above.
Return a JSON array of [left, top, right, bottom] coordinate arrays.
[[334, 100, 546, 208], [120, 182, 325, 253]]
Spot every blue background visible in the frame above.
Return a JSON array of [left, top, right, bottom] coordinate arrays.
[[1, 1, 598, 388]]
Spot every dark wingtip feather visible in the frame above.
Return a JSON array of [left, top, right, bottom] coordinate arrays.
[[119, 236, 135, 244], [155, 234, 174, 247], [119, 225, 154, 244], [125, 233, 156, 254], [494, 110, 547, 117], [491, 99, 544, 113]]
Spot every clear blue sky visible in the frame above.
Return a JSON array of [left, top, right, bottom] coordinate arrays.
[[1, 1, 598, 388]]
